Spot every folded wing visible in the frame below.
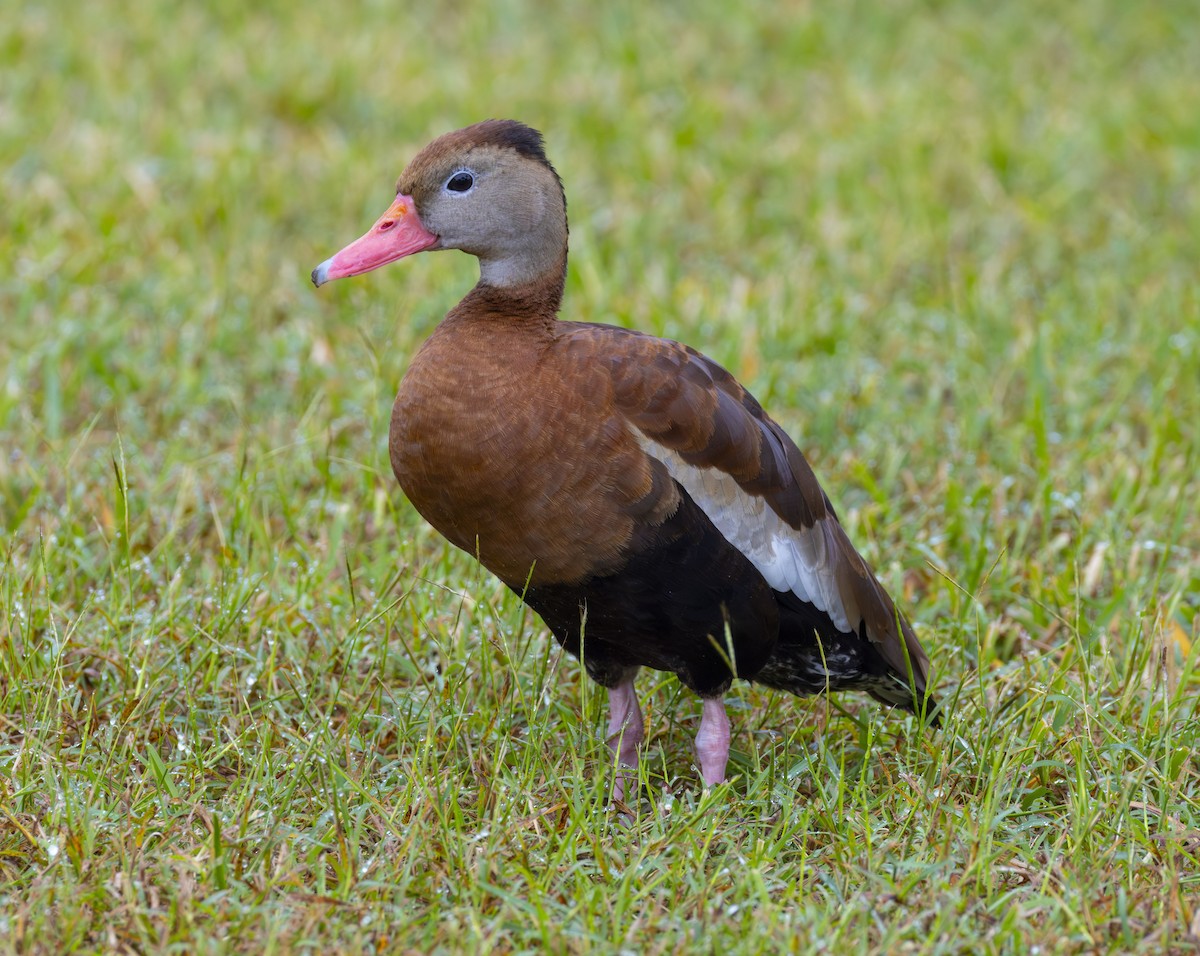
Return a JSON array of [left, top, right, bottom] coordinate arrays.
[[563, 324, 932, 704]]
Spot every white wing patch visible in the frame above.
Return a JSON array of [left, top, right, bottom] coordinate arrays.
[[637, 435, 854, 634]]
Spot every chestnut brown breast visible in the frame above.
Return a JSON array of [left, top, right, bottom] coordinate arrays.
[[389, 305, 676, 589]]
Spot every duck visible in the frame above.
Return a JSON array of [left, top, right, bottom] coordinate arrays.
[[312, 120, 935, 800]]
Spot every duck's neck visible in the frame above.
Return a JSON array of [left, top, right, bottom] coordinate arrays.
[[478, 246, 566, 293], [453, 251, 567, 324]]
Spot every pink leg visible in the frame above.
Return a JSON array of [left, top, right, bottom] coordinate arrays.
[[695, 698, 731, 787], [606, 676, 644, 804]]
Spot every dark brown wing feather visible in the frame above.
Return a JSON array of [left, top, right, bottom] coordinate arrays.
[[557, 322, 933, 703]]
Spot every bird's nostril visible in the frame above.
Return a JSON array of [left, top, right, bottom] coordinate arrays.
[[379, 219, 396, 232]]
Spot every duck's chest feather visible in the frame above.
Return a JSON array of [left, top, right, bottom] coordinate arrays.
[[389, 317, 672, 588]]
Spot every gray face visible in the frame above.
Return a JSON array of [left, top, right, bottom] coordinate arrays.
[[400, 145, 567, 289]]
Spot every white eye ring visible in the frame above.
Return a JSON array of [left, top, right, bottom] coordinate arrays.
[[445, 169, 475, 194]]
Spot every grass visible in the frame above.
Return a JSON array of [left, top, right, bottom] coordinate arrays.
[[2, 0, 1199, 951]]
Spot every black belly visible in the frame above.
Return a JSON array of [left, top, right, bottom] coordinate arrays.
[[521, 484, 780, 697], [517, 481, 912, 707]]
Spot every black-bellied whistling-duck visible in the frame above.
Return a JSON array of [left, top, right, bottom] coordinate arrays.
[[313, 120, 935, 799]]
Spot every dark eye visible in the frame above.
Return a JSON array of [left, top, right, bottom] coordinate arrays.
[[446, 171, 474, 193]]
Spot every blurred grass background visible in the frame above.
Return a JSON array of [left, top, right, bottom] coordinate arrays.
[[2, 0, 1199, 952]]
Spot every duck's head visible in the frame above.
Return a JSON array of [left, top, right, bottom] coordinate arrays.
[[312, 120, 567, 291]]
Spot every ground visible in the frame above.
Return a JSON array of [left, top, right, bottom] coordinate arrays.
[[1, 0, 1198, 952]]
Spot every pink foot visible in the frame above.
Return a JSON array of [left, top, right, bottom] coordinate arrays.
[[606, 676, 644, 804], [695, 698, 730, 787]]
